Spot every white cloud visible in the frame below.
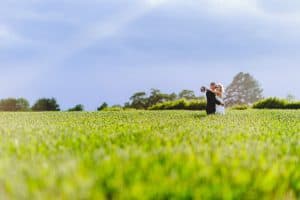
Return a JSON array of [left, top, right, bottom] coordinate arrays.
[[35, 1, 164, 65], [204, 0, 260, 15], [145, 0, 170, 7], [144, 0, 300, 22], [140, 0, 300, 40], [0, 25, 27, 47], [140, 0, 261, 16]]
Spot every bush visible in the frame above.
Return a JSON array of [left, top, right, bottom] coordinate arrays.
[[253, 98, 287, 109], [253, 98, 300, 109], [188, 100, 206, 110], [97, 102, 108, 111], [32, 98, 60, 111], [285, 102, 300, 109], [230, 104, 250, 110], [149, 99, 206, 111], [0, 98, 30, 111], [68, 104, 84, 112]]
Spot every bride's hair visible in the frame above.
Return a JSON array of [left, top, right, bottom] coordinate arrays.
[[216, 83, 225, 97]]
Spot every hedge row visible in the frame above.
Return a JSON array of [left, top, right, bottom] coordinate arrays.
[[253, 98, 300, 109], [148, 97, 300, 111], [149, 99, 207, 110]]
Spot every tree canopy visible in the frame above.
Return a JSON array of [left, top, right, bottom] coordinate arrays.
[[225, 72, 263, 106], [32, 98, 60, 111], [0, 98, 30, 111], [178, 90, 197, 100], [68, 104, 84, 112], [126, 89, 203, 109]]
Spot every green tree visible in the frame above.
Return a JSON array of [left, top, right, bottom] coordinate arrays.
[[286, 94, 296, 102], [68, 104, 84, 112], [130, 92, 148, 109], [197, 96, 206, 101], [124, 102, 131, 108], [146, 89, 172, 108], [225, 72, 263, 106], [178, 90, 196, 100], [147, 89, 163, 107], [166, 93, 177, 101], [16, 98, 30, 111], [97, 102, 108, 111], [0, 98, 30, 111], [32, 98, 60, 111]]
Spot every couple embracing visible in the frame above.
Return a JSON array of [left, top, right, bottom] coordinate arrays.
[[201, 82, 225, 115]]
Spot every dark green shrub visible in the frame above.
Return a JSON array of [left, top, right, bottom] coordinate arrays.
[[0, 98, 30, 111], [253, 98, 300, 109], [253, 98, 287, 109], [187, 100, 206, 110], [285, 102, 300, 109], [32, 98, 60, 111], [230, 104, 249, 110], [149, 99, 206, 111], [171, 99, 187, 110], [68, 104, 84, 112], [97, 102, 108, 111]]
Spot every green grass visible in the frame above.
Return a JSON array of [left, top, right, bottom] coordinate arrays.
[[0, 110, 299, 199]]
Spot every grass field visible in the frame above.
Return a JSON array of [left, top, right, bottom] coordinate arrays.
[[0, 110, 299, 199]]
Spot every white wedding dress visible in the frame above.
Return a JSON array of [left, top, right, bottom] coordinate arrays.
[[216, 96, 225, 115]]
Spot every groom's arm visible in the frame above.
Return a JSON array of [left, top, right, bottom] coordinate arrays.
[[215, 97, 222, 105], [207, 90, 222, 105]]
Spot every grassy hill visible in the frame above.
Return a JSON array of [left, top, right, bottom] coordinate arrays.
[[0, 110, 299, 199]]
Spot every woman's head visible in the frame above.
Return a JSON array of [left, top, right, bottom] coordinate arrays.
[[215, 84, 224, 96]]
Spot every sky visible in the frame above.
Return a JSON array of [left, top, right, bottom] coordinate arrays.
[[0, 0, 299, 110]]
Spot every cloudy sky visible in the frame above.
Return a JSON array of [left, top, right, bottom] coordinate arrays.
[[0, 0, 299, 110]]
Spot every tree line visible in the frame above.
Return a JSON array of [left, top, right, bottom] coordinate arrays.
[[98, 72, 265, 110], [0, 88, 207, 112], [125, 89, 205, 110], [97, 89, 207, 111], [0, 98, 61, 111], [0, 72, 297, 111]]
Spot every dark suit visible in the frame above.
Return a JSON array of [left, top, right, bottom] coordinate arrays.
[[206, 90, 222, 115]]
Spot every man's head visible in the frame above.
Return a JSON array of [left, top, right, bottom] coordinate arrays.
[[210, 82, 216, 90]]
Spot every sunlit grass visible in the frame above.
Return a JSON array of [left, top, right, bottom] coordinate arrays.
[[0, 110, 299, 199]]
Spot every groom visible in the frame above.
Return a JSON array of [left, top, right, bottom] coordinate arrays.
[[201, 82, 223, 115]]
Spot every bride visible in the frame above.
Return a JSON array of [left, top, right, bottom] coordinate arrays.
[[214, 84, 225, 115]]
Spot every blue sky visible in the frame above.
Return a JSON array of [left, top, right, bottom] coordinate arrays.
[[0, 0, 299, 110]]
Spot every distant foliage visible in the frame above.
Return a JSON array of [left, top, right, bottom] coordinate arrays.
[[225, 72, 263, 106], [146, 89, 170, 108], [127, 89, 204, 110], [149, 99, 206, 110], [102, 105, 124, 111], [97, 102, 108, 111], [253, 98, 300, 109], [230, 104, 250, 110], [32, 98, 60, 111], [285, 102, 300, 109], [178, 90, 196, 100], [68, 104, 84, 112], [128, 89, 171, 110], [129, 92, 148, 109], [253, 98, 287, 109], [286, 94, 296, 102], [0, 98, 30, 111]]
